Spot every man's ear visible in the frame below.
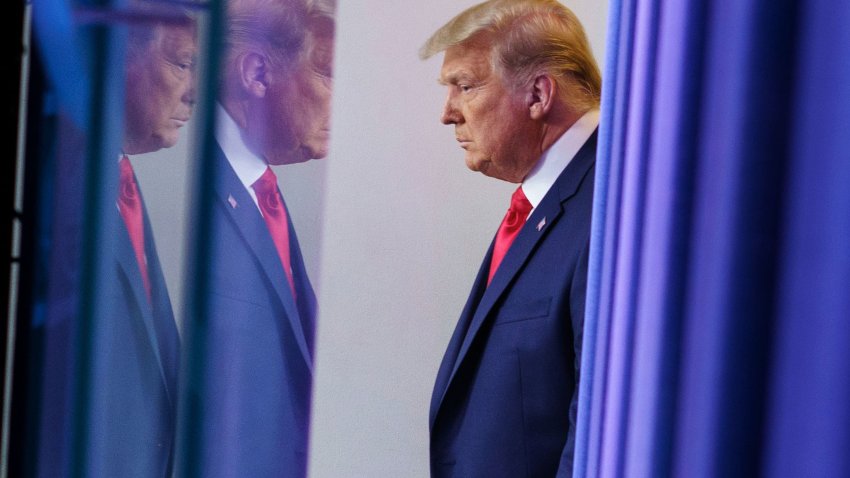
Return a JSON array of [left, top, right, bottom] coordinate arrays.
[[238, 52, 270, 98], [528, 74, 556, 120]]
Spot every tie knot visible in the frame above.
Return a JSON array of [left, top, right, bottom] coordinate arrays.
[[252, 167, 278, 196], [509, 186, 532, 216], [252, 167, 282, 214], [117, 155, 150, 300], [119, 156, 139, 201], [487, 186, 533, 285]]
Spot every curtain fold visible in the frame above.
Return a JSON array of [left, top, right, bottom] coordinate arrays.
[[576, 0, 850, 476], [763, 0, 850, 475]]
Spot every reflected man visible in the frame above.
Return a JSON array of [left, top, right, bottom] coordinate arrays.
[[421, 1, 601, 476], [37, 6, 196, 478], [193, 0, 334, 475]]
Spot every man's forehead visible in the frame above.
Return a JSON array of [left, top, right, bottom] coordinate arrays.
[[162, 24, 195, 39], [439, 42, 493, 83], [151, 25, 198, 56], [149, 23, 196, 49]]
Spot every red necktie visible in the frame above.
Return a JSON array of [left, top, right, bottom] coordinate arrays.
[[488, 186, 533, 285], [252, 167, 296, 298], [117, 156, 151, 301]]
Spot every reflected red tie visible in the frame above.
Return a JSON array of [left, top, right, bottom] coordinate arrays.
[[252, 167, 296, 299], [488, 186, 533, 285], [117, 156, 151, 301]]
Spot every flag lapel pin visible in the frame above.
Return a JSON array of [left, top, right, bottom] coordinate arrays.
[[537, 217, 546, 231], [228, 194, 238, 209]]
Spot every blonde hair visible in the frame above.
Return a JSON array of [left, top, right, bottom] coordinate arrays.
[[421, 0, 601, 113], [224, 0, 308, 73], [221, 0, 335, 96]]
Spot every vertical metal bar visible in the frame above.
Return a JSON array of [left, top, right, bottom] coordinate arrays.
[[176, 0, 223, 475], [1, 6, 32, 477], [70, 1, 125, 474]]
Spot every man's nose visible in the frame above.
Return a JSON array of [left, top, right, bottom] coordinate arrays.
[[184, 75, 197, 106], [440, 95, 460, 125]]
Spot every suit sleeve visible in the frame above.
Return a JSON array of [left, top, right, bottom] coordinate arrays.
[[557, 239, 591, 477]]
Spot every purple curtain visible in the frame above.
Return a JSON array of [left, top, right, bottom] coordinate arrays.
[[575, 0, 850, 476]]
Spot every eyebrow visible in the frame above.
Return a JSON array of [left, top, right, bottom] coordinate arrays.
[[438, 72, 474, 86]]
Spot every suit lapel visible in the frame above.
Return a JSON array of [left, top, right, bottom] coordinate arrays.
[[140, 196, 179, 398], [434, 199, 565, 416], [429, 244, 491, 427], [213, 145, 313, 370], [431, 130, 598, 424], [286, 209, 317, 355], [114, 210, 173, 404]]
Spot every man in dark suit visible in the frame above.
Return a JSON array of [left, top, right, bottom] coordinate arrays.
[[36, 7, 195, 477], [420, 1, 602, 476], [187, 0, 334, 476]]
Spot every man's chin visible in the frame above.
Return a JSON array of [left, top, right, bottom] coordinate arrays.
[[465, 156, 486, 173], [298, 144, 329, 162], [309, 147, 329, 160], [266, 142, 329, 165], [471, 161, 520, 183], [305, 138, 330, 160], [124, 136, 176, 156], [153, 132, 179, 152], [267, 150, 313, 166], [161, 136, 179, 150]]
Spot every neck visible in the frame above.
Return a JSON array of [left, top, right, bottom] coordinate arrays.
[[220, 97, 249, 131], [538, 104, 584, 154], [220, 97, 271, 163]]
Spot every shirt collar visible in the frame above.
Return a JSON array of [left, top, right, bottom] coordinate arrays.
[[522, 109, 600, 209], [215, 103, 269, 190]]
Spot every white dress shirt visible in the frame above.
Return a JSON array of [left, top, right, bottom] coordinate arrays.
[[215, 103, 271, 212]]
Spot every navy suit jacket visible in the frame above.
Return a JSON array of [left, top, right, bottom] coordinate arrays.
[[430, 131, 597, 478], [37, 155, 179, 477], [193, 143, 316, 477]]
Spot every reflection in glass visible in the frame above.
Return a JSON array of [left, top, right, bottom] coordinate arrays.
[[30, 2, 197, 476], [179, 0, 335, 476], [17, 0, 337, 475]]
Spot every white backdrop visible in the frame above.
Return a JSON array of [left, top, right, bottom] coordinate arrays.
[[134, 1, 608, 476], [309, 1, 609, 476]]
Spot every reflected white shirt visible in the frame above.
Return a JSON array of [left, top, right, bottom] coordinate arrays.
[[522, 109, 600, 216], [215, 103, 269, 211]]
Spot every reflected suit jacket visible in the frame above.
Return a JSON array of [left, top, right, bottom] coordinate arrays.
[[37, 155, 180, 478], [430, 131, 596, 478], [194, 143, 316, 477]]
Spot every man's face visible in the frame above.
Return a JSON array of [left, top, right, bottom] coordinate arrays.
[[439, 40, 540, 183], [124, 24, 197, 155], [262, 28, 334, 165]]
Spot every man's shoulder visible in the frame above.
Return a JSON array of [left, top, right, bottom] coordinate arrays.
[[553, 129, 597, 203]]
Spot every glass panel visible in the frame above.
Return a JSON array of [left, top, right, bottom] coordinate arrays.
[[24, 1, 211, 475], [178, 1, 334, 476], [21, 0, 337, 476]]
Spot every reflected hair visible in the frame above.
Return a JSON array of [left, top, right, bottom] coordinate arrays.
[[224, 0, 335, 74], [304, 0, 336, 76], [420, 0, 601, 113], [126, 1, 197, 62]]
